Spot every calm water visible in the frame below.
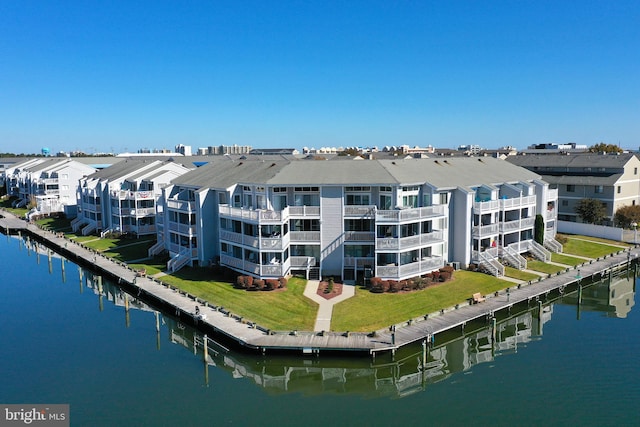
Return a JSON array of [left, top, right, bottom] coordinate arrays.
[[1, 234, 640, 427]]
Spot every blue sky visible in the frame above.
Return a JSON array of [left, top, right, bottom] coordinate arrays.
[[1, 1, 638, 154]]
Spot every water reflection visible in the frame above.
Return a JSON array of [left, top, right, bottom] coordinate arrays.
[[29, 237, 638, 399]]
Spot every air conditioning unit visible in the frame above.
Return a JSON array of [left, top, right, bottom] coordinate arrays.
[[449, 262, 461, 270]]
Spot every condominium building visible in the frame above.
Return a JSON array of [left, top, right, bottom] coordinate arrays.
[[75, 159, 191, 236], [3, 158, 97, 215], [157, 156, 559, 280], [507, 153, 640, 225]]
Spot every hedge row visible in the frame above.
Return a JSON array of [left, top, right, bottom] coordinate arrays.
[[369, 266, 454, 293], [235, 275, 287, 291]]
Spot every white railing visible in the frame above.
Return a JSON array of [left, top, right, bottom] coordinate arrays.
[[546, 209, 556, 221], [344, 205, 376, 217], [500, 217, 535, 232], [168, 222, 196, 235], [290, 256, 316, 268], [547, 188, 558, 201], [528, 240, 551, 262], [148, 240, 165, 257], [220, 230, 289, 250], [472, 223, 499, 238], [343, 257, 374, 268], [218, 205, 288, 223], [473, 199, 500, 213], [344, 231, 375, 242], [502, 244, 527, 270], [219, 254, 288, 277], [474, 250, 504, 277], [288, 206, 320, 216], [168, 247, 192, 273], [81, 222, 96, 236], [375, 256, 443, 279], [500, 195, 536, 210], [112, 190, 155, 200], [544, 238, 563, 253], [375, 205, 445, 222], [289, 231, 321, 242], [166, 199, 196, 211], [168, 243, 197, 258], [376, 231, 444, 250]]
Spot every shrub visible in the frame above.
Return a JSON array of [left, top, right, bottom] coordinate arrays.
[[440, 271, 451, 282], [439, 265, 454, 274], [235, 276, 245, 289], [389, 280, 400, 293], [266, 278, 279, 289], [278, 277, 287, 288], [556, 235, 568, 245], [432, 270, 440, 281], [254, 279, 266, 290], [243, 275, 254, 289], [468, 263, 477, 272]]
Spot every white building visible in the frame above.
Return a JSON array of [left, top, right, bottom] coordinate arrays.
[[156, 156, 559, 280]]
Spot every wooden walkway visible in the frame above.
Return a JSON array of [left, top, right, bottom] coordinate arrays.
[[2, 210, 638, 356]]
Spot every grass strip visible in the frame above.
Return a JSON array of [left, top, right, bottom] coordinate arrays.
[[504, 267, 540, 281]]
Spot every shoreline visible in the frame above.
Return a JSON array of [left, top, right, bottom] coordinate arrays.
[[1, 209, 638, 358]]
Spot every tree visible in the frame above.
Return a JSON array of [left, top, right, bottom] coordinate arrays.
[[534, 214, 545, 244], [614, 205, 640, 229], [588, 143, 623, 154], [575, 198, 606, 224]]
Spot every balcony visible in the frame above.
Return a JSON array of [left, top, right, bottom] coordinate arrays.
[[500, 217, 535, 233], [168, 243, 198, 258], [288, 206, 320, 216], [220, 230, 289, 250], [344, 205, 376, 217], [115, 207, 156, 217], [166, 199, 196, 212], [111, 190, 155, 200], [546, 209, 557, 221], [344, 231, 375, 242], [219, 205, 287, 223], [168, 221, 197, 235], [375, 205, 445, 223], [220, 254, 288, 277], [547, 188, 558, 201], [375, 256, 443, 279], [290, 256, 316, 268], [474, 195, 537, 213], [343, 257, 374, 268], [376, 230, 444, 250], [472, 223, 499, 238], [289, 231, 321, 242]]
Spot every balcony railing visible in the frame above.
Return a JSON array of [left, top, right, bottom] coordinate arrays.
[[220, 254, 288, 277], [111, 190, 155, 200], [289, 231, 321, 242], [472, 223, 499, 238], [288, 206, 320, 216], [376, 231, 444, 250], [290, 256, 316, 268], [344, 231, 375, 242], [344, 205, 376, 217], [168, 243, 198, 258], [220, 230, 290, 250], [166, 199, 196, 211], [500, 217, 535, 233], [168, 222, 197, 235], [375, 205, 445, 222], [375, 256, 443, 279], [219, 205, 288, 223], [116, 207, 156, 217], [547, 188, 558, 201], [343, 257, 374, 268], [474, 195, 537, 212], [546, 209, 556, 221]]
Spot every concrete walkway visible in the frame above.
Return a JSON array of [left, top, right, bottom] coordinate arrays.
[[303, 281, 355, 332]]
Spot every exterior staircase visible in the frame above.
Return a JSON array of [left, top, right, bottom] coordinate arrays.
[[476, 251, 504, 277], [81, 222, 96, 236], [544, 238, 563, 253], [529, 240, 552, 262], [167, 247, 191, 273], [148, 240, 165, 257], [502, 245, 527, 270]]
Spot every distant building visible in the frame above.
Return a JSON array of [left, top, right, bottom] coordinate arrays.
[[249, 148, 299, 155], [507, 152, 640, 225], [522, 142, 588, 154], [175, 144, 192, 156]]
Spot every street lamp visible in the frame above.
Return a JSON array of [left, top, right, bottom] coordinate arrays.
[[632, 222, 638, 245]]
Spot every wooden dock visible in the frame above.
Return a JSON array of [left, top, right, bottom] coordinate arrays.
[[2, 210, 638, 356]]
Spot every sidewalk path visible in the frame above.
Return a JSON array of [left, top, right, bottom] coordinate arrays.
[[303, 281, 355, 332]]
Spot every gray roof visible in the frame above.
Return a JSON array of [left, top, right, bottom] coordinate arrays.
[[539, 173, 623, 186], [172, 157, 540, 190], [506, 152, 636, 169]]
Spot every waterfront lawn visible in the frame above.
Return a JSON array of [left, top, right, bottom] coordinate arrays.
[[0, 198, 28, 217], [128, 257, 168, 276], [526, 260, 565, 275], [35, 216, 72, 232], [331, 271, 511, 332], [551, 252, 585, 267], [504, 267, 540, 281], [159, 270, 317, 331], [102, 239, 156, 262], [558, 234, 629, 259]]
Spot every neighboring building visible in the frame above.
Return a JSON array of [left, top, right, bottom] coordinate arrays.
[[175, 144, 192, 156], [507, 153, 640, 225], [249, 148, 299, 155], [74, 159, 191, 236], [521, 142, 588, 154], [156, 156, 558, 280], [3, 158, 97, 216]]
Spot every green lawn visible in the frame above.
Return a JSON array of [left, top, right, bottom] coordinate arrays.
[[504, 266, 540, 281], [551, 252, 585, 267], [331, 271, 512, 332], [560, 236, 627, 259], [0, 198, 28, 217], [159, 270, 317, 331], [526, 260, 565, 274]]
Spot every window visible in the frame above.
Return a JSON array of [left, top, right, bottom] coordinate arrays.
[[379, 194, 392, 210], [617, 186, 621, 194], [562, 200, 568, 206], [402, 195, 418, 208], [566, 185, 575, 192], [635, 167, 638, 175], [346, 194, 370, 205], [439, 193, 448, 204], [595, 185, 604, 193]]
